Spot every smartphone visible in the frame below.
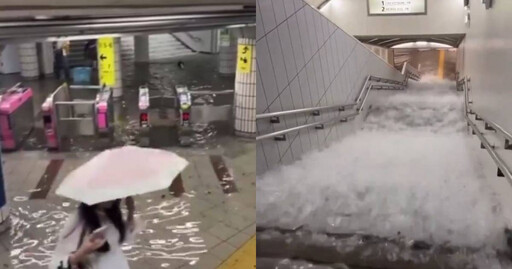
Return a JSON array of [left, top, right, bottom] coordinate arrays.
[[90, 226, 107, 239]]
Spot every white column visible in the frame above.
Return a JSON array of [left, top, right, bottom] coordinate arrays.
[[134, 35, 149, 63], [17, 43, 39, 79], [40, 42, 54, 76], [234, 38, 256, 137], [113, 37, 123, 97]]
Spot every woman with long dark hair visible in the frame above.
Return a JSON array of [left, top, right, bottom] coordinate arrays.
[[49, 197, 136, 269]]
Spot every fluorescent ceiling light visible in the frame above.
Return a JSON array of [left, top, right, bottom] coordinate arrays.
[[392, 41, 453, 49]]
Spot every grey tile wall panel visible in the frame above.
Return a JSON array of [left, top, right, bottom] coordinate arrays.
[[277, 22, 298, 83], [283, 0, 296, 19], [296, 8, 312, 63], [293, 0, 305, 11], [272, 0, 287, 26], [287, 15, 306, 72], [305, 7, 319, 54], [256, 0, 405, 175], [256, 143, 268, 175], [259, 0, 277, 35], [299, 129, 312, 156], [298, 68, 313, 108], [307, 59, 320, 107], [256, 118, 273, 136], [314, 8, 325, 46], [256, 1, 263, 40], [312, 54, 324, 104], [261, 139, 281, 171], [257, 38, 279, 108], [289, 132, 304, 160], [279, 139, 295, 165], [279, 86, 295, 111], [266, 29, 289, 93], [256, 63, 269, 114]]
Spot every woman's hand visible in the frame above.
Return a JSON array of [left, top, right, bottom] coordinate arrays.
[[69, 233, 106, 266], [82, 233, 107, 254]]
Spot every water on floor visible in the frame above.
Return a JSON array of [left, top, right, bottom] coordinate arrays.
[[0, 53, 235, 152], [257, 76, 512, 267]]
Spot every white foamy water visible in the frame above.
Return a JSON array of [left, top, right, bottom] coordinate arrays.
[[257, 76, 510, 250]]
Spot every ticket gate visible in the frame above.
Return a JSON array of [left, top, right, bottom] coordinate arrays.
[[41, 84, 113, 150], [0, 83, 34, 151], [0, 151, 8, 233]]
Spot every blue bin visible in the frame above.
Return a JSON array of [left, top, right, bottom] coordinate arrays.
[[72, 67, 92, 84]]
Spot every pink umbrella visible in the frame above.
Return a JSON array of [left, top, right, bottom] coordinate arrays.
[[56, 146, 189, 205]]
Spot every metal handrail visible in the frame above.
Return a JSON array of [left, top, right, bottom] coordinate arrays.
[[256, 103, 356, 120], [255, 75, 404, 123], [256, 75, 407, 141], [463, 77, 512, 183], [256, 112, 358, 141]]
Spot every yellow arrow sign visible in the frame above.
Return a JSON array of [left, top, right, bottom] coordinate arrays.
[[97, 37, 116, 86], [237, 44, 253, 74]]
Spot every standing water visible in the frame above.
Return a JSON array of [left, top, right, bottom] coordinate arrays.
[[257, 76, 512, 263]]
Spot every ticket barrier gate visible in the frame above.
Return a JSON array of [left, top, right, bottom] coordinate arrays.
[[42, 84, 113, 150], [138, 85, 179, 147], [0, 83, 34, 151]]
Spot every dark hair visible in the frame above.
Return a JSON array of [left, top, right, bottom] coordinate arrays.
[[78, 199, 126, 253]]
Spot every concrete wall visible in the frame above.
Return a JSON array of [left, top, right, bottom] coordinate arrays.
[[256, 0, 404, 175], [308, 0, 466, 36], [463, 0, 512, 132]]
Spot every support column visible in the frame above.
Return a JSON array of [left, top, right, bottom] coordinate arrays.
[[218, 29, 237, 75], [234, 38, 256, 138], [134, 35, 150, 63], [114, 37, 123, 97], [39, 42, 54, 76], [18, 43, 39, 79]]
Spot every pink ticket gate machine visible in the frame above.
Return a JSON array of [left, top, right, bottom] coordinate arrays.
[[0, 83, 34, 151], [42, 84, 112, 150]]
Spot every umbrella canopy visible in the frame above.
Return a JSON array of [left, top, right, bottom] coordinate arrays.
[[56, 146, 188, 205]]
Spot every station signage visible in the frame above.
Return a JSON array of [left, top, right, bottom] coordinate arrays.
[[97, 37, 116, 86], [237, 44, 253, 74], [368, 0, 426, 15]]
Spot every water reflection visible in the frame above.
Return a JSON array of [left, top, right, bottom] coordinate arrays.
[[8, 195, 206, 268]]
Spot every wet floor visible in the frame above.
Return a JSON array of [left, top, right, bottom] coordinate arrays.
[[0, 137, 256, 268], [0, 53, 236, 152]]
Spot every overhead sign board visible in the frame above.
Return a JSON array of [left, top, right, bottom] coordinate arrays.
[[368, 0, 426, 15], [97, 37, 116, 86]]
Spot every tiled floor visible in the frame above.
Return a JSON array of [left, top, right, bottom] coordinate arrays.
[[0, 137, 255, 269]]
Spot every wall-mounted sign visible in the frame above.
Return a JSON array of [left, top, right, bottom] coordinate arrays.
[[368, 0, 427, 15], [97, 37, 116, 86]]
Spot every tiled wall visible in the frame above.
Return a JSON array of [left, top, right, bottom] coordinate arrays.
[[256, 0, 404, 175]]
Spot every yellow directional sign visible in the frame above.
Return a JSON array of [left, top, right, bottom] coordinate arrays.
[[237, 44, 253, 73], [97, 37, 116, 86]]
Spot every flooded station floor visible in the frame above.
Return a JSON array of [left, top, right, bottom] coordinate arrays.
[[0, 137, 255, 269], [0, 53, 236, 151], [0, 53, 255, 268]]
